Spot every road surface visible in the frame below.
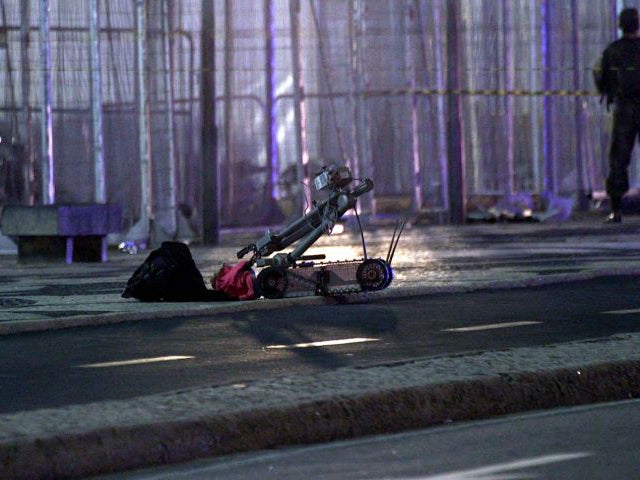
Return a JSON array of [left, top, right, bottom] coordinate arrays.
[[2, 275, 640, 414]]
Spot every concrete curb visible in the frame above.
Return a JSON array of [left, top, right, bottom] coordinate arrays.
[[4, 264, 640, 336], [2, 359, 640, 479]]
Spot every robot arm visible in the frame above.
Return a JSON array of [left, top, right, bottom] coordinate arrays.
[[236, 167, 373, 267], [235, 197, 325, 261]]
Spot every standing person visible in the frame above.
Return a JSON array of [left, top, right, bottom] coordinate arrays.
[[595, 7, 640, 223]]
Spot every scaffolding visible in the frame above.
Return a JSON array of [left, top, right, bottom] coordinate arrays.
[[0, 0, 633, 241]]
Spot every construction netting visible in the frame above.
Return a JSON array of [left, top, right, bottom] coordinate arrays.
[[0, 0, 635, 238]]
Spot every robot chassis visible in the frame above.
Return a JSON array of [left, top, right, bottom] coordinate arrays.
[[237, 166, 405, 299]]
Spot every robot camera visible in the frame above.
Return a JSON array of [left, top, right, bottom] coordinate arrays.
[[313, 165, 353, 192]]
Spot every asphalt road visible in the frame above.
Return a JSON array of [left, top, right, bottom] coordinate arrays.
[[97, 399, 640, 479], [3, 275, 640, 414]]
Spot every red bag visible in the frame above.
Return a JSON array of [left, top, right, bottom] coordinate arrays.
[[211, 260, 256, 300]]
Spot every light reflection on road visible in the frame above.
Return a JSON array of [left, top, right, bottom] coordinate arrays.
[[199, 223, 640, 289]]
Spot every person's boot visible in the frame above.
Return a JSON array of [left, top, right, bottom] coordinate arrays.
[[604, 210, 622, 223], [604, 196, 623, 223]]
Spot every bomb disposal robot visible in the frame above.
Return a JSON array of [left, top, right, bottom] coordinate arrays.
[[237, 166, 404, 299]]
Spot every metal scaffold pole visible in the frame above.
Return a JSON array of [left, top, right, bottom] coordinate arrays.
[[39, 0, 54, 205], [89, 0, 106, 204], [503, 0, 515, 195], [289, 0, 311, 214], [433, 0, 450, 215], [264, 0, 278, 201], [161, 0, 180, 238], [201, 0, 219, 244], [20, 0, 34, 205], [542, 0, 555, 194], [445, 0, 465, 224], [530, 0, 542, 193], [572, 0, 588, 210], [349, 0, 373, 214], [123, 0, 152, 244], [223, 0, 235, 214], [409, 0, 424, 212]]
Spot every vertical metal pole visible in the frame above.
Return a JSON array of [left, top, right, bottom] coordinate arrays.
[[409, 1, 423, 212], [201, 0, 219, 244], [39, 0, 54, 204], [136, 0, 151, 234], [350, 0, 372, 213], [458, 2, 480, 193], [89, 0, 106, 204], [503, 0, 515, 194], [264, 0, 277, 200], [20, 0, 34, 205], [433, 0, 449, 213], [1, 2, 19, 146], [542, 0, 555, 193], [572, 0, 588, 210], [162, 0, 178, 234], [224, 0, 234, 212], [181, 27, 196, 199], [348, 1, 360, 183], [445, 0, 465, 224], [530, 0, 541, 192], [390, 2, 404, 194], [353, 0, 366, 176], [289, 0, 310, 213], [412, 0, 449, 217]]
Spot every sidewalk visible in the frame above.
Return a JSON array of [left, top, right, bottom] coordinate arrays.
[[2, 216, 640, 478], [4, 215, 640, 334]]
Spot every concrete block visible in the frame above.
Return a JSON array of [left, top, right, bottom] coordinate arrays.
[[58, 204, 123, 236], [1, 204, 122, 264], [1, 205, 59, 236]]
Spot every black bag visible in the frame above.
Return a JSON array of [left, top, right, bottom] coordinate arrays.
[[122, 241, 229, 302]]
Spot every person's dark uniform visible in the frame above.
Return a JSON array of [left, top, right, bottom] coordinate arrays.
[[596, 8, 640, 223]]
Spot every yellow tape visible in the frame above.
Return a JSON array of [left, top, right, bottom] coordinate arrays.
[[367, 88, 597, 97]]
